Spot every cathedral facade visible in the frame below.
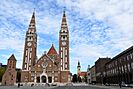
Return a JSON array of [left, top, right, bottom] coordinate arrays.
[[21, 11, 70, 83]]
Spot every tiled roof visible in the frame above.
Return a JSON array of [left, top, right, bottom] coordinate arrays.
[[78, 72, 87, 76], [8, 54, 16, 61], [47, 44, 57, 55]]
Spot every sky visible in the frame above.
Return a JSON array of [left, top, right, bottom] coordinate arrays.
[[0, 0, 133, 74]]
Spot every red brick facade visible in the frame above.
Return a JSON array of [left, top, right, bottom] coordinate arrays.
[[21, 11, 70, 83], [2, 54, 17, 86]]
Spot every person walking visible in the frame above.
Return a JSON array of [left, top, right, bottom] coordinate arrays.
[[119, 81, 122, 88]]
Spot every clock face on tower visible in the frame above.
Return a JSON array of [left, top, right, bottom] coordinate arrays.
[[62, 41, 66, 46], [27, 42, 32, 47]]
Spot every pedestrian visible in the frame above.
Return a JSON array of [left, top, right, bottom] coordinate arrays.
[[119, 81, 122, 88], [18, 83, 20, 88]]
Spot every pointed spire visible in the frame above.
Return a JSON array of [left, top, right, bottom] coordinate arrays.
[[30, 11, 35, 24], [8, 54, 16, 61], [61, 8, 67, 25], [29, 10, 36, 29], [78, 61, 80, 65], [47, 44, 58, 55]]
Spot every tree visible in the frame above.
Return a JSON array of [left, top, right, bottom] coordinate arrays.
[[84, 75, 87, 83], [0, 67, 6, 82], [72, 74, 77, 83], [77, 76, 82, 82]]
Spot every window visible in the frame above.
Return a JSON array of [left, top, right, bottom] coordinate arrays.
[[26, 50, 28, 56], [38, 65, 40, 67], [127, 55, 129, 60], [29, 66, 31, 70], [30, 48, 32, 51], [131, 53, 133, 59], [128, 63, 130, 71], [65, 64, 67, 69], [61, 52, 62, 58], [65, 50, 67, 55], [65, 57, 67, 62], [30, 53, 32, 58], [119, 59, 122, 64], [125, 65, 127, 72], [29, 59, 31, 65], [131, 62, 133, 69], [25, 64, 27, 69], [25, 57, 27, 62], [122, 66, 124, 73], [115, 61, 117, 66], [61, 59, 62, 65], [63, 36, 65, 39]]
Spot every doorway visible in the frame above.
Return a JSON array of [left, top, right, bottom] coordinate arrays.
[[41, 76, 47, 83], [48, 77, 52, 83]]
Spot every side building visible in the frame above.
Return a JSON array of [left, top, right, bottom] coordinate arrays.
[[95, 57, 111, 84], [105, 46, 133, 84], [2, 54, 17, 86], [90, 65, 96, 84]]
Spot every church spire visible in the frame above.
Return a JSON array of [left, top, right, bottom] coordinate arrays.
[[61, 9, 67, 25], [29, 11, 36, 29], [77, 61, 81, 67]]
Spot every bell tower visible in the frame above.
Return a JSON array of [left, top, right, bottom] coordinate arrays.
[[21, 11, 37, 82], [59, 10, 70, 82], [59, 10, 69, 71], [77, 61, 81, 75]]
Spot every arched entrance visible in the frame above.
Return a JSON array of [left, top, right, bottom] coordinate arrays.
[[41, 76, 47, 83], [40, 72, 48, 83]]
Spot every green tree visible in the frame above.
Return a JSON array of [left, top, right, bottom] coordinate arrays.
[[72, 74, 77, 83], [77, 76, 82, 82], [84, 75, 87, 83], [0, 67, 6, 82]]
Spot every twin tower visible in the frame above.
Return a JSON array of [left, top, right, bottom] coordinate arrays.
[[21, 10, 70, 83]]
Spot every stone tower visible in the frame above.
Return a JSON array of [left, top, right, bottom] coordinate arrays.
[[77, 61, 81, 75], [21, 11, 37, 82], [2, 54, 17, 86], [59, 10, 70, 82]]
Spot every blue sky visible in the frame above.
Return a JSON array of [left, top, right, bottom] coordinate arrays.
[[0, 0, 133, 74]]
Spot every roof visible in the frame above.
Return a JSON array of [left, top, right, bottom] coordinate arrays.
[[47, 44, 58, 55], [106, 45, 133, 65], [78, 72, 87, 76], [95, 57, 111, 64], [77, 61, 81, 67], [61, 10, 67, 24], [8, 54, 16, 61], [30, 11, 35, 24]]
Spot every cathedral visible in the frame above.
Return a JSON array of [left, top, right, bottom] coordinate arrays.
[[21, 10, 70, 83]]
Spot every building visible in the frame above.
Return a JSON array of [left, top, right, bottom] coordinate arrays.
[[77, 61, 87, 82], [95, 57, 111, 84], [2, 54, 17, 86], [90, 65, 96, 84], [87, 65, 91, 84], [105, 46, 133, 84], [21, 10, 70, 83]]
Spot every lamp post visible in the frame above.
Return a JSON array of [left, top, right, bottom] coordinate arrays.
[[101, 74, 103, 85]]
